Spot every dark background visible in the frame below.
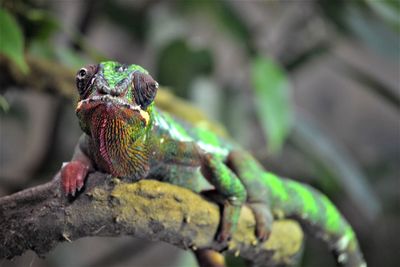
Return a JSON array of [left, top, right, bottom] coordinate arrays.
[[0, 1, 399, 267]]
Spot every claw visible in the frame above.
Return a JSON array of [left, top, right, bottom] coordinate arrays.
[[247, 203, 273, 243], [214, 227, 232, 252], [256, 228, 270, 242], [77, 182, 84, 191], [214, 240, 229, 253], [217, 232, 231, 244], [63, 176, 70, 196]]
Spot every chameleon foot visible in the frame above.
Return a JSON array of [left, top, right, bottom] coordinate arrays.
[[199, 153, 246, 249], [248, 203, 273, 242], [61, 161, 89, 196], [200, 190, 234, 249], [216, 227, 232, 245]]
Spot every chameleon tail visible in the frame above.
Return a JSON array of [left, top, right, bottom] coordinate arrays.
[[227, 151, 366, 267], [272, 176, 366, 267]]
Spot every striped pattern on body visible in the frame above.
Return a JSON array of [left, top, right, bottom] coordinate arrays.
[[150, 107, 366, 267]]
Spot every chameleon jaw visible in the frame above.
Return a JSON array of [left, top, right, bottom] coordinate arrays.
[[76, 95, 150, 125], [76, 95, 142, 112]]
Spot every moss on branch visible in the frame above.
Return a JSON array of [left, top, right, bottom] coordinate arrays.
[[1, 55, 303, 266], [0, 172, 303, 266]]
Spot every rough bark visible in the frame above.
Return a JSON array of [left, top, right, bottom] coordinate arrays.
[[0, 172, 303, 266], [1, 55, 303, 266]]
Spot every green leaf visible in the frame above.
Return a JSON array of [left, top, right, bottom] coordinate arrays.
[[251, 56, 293, 154], [0, 9, 28, 74], [26, 9, 60, 42], [157, 39, 213, 98]]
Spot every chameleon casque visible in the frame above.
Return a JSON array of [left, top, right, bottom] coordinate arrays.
[[61, 61, 366, 267]]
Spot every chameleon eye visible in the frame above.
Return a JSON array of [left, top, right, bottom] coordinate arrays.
[[76, 64, 98, 97], [132, 72, 159, 109], [77, 68, 87, 78]]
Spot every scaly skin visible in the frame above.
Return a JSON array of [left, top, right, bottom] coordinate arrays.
[[61, 61, 366, 267]]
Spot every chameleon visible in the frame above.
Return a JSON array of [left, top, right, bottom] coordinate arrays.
[[61, 61, 367, 267]]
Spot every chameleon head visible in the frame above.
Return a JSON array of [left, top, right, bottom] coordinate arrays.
[[75, 61, 158, 138]]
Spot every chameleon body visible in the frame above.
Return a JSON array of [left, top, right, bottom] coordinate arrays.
[[61, 61, 366, 267]]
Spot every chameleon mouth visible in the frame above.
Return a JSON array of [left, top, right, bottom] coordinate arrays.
[[76, 94, 150, 126], [76, 95, 141, 111]]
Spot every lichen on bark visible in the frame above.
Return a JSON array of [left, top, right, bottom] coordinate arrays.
[[0, 172, 303, 266]]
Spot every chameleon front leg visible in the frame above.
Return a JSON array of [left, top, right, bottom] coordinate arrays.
[[227, 150, 274, 242], [61, 134, 94, 196], [200, 153, 247, 243]]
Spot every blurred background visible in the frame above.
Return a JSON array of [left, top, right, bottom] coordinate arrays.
[[0, 1, 399, 267]]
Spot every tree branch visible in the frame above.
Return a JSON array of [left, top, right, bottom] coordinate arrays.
[[0, 55, 76, 98], [1, 55, 303, 266], [0, 172, 303, 266]]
